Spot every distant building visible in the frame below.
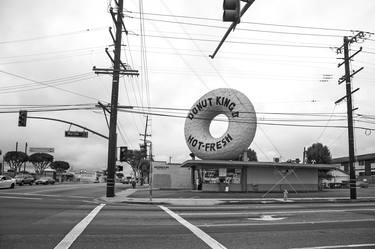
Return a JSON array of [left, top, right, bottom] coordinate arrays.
[[331, 153, 375, 177], [322, 168, 349, 188], [43, 168, 56, 179]]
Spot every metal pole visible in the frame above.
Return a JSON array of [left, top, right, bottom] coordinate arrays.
[[24, 142, 28, 172], [1, 153, 4, 174], [343, 36, 357, 200], [106, 0, 124, 197], [149, 142, 153, 202]]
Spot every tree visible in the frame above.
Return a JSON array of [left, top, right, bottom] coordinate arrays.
[[4, 151, 28, 173], [306, 143, 332, 164], [127, 150, 143, 179], [50, 161, 70, 172], [29, 153, 54, 175], [139, 159, 150, 184], [238, 148, 258, 162]]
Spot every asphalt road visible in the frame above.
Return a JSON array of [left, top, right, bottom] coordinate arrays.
[[1, 183, 375, 249]]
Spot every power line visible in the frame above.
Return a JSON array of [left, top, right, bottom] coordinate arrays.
[[0, 72, 93, 91], [0, 75, 97, 95], [130, 33, 332, 49], [124, 10, 366, 34], [0, 46, 105, 59], [0, 27, 107, 45], [0, 51, 101, 65], [116, 108, 375, 131], [0, 70, 107, 102], [127, 16, 345, 38]]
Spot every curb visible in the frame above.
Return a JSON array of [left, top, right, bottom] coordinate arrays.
[[96, 188, 375, 206], [97, 197, 375, 206]]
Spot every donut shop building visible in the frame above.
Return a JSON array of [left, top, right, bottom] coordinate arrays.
[[181, 160, 335, 192]]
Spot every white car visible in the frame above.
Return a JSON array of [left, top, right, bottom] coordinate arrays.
[[0, 175, 16, 189]]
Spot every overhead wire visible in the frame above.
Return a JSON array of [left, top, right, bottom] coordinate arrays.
[[0, 70, 107, 103], [0, 72, 93, 91], [124, 10, 362, 33], [116, 107, 375, 131], [130, 33, 334, 50], [0, 27, 107, 45], [125, 15, 346, 38]]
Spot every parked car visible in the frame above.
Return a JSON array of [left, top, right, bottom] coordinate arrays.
[[35, 177, 55, 185], [15, 174, 35, 186], [0, 175, 16, 189], [121, 176, 133, 184], [356, 179, 369, 188]]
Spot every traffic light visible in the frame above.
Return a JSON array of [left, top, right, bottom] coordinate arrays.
[[223, 0, 240, 23], [140, 144, 147, 158], [119, 146, 128, 162], [18, 110, 27, 127]]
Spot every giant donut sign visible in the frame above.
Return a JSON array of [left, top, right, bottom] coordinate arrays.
[[184, 88, 257, 160]]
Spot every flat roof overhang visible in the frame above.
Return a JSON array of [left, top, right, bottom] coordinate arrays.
[[181, 160, 339, 171]]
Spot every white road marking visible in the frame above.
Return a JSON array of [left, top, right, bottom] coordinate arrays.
[[0, 192, 91, 199], [54, 203, 105, 249], [159, 205, 227, 249], [290, 243, 375, 249], [248, 215, 287, 221], [0, 195, 42, 200], [198, 218, 375, 227]]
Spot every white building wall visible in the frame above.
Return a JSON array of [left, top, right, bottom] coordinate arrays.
[[152, 161, 191, 189], [246, 166, 318, 192]]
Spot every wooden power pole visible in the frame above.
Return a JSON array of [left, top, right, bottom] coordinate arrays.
[[93, 0, 139, 197], [335, 32, 365, 200]]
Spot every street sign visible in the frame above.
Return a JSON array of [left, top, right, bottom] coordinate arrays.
[[65, 130, 88, 138], [29, 147, 55, 153]]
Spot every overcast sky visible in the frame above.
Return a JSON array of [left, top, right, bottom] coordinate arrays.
[[0, 0, 374, 171]]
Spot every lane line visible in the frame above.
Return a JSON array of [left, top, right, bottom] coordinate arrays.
[[198, 218, 375, 227], [0, 195, 42, 200], [159, 205, 226, 249], [54, 203, 105, 249], [290, 243, 375, 249], [0, 192, 91, 199]]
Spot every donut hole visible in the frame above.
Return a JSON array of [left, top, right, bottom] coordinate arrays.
[[209, 114, 229, 138]]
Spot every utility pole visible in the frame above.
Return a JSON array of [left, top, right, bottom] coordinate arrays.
[[335, 32, 366, 200], [139, 115, 151, 151], [24, 142, 28, 172], [139, 115, 151, 183], [93, 0, 139, 197], [302, 147, 306, 164], [148, 140, 153, 202]]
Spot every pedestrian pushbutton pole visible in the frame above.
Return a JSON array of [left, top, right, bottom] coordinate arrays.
[[283, 189, 288, 202]]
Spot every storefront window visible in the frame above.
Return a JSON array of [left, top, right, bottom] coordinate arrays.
[[226, 168, 241, 184], [203, 169, 219, 183], [202, 168, 241, 184]]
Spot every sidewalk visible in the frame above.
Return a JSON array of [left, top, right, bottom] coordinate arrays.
[[99, 186, 375, 206]]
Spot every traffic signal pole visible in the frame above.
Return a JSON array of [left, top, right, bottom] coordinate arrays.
[[210, 0, 255, 59]]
